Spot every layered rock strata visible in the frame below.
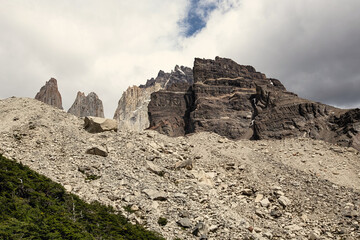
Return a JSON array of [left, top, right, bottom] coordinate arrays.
[[148, 83, 194, 137], [148, 57, 360, 150], [113, 65, 193, 131], [35, 78, 63, 109], [68, 91, 104, 118]]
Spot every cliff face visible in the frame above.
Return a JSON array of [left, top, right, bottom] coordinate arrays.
[[148, 57, 360, 150], [148, 83, 194, 136], [149, 57, 281, 138], [113, 66, 193, 131], [113, 84, 162, 132], [190, 57, 288, 139], [68, 92, 104, 118], [35, 78, 63, 109]]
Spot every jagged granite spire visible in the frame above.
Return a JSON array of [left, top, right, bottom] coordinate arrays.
[[68, 91, 104, 118], [35, 78, 63, 109], [113, 65, 193, 131]]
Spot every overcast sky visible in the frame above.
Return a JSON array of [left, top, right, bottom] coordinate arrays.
[[1, 0, 360, 117]]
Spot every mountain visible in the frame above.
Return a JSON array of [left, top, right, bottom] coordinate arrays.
[[0, 97, 359, 239], [113, 65, 193, 131], [68, 91, 104, 118], [35, 78, 63, 109], [148, 57, 360, 151]]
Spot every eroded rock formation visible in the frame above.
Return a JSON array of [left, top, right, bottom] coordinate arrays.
[[113, 65, 193, 131], [148, 83, 194, 136], [148, 57, 360, 150], [35, 78, 63, 109], [68, 92, 104, 118]]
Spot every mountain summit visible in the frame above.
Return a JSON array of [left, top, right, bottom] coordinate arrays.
[[35, 78, 63, 109], [68, 91, 104, 118]]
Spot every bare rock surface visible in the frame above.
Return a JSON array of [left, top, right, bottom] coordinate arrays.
[[141, 65, 194, 89], [86, 146, 108, 157], [148, 57, 360, 151], [148, 83, 193, 137], [113, 65, 193, 132], [84, 116, 118, 133], [0, 97, 360, 239], [114, 84, 162, 132], [34, 78, 63, 109], [68, 91, 104, 118]]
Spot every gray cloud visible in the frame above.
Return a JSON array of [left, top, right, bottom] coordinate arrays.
[[1, 0, 359, 118]]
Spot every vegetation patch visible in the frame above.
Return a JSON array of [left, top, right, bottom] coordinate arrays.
[[157, 217, 168, 226], [0, 154, 164, 240]]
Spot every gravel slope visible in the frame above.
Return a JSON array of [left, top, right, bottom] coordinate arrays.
[[0, 97, 359, 240]]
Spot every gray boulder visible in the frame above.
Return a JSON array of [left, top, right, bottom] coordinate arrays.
[[85, 146, 108, 157]]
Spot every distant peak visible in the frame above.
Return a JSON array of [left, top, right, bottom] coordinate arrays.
[[34, 78, 63, 109], [68, 91, 104, 118]]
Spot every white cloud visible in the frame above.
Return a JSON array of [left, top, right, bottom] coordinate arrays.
[[0, 0, 190, 116], [1, 0, 360, 117]]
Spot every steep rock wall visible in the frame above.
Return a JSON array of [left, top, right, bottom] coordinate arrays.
[[148, 57, 360, 150], [113, 84, 161, 132], [113, 66, 193, 131]]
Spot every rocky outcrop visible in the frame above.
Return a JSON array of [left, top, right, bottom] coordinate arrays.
[[35, 78, 63, 109], [247, 81, 360, 150], [149, 57, 284, 139], [328, 108, 360, 148], [148, 83, 194, 137], [113, 65, 193, 131], [190, 57, 288, 139], [148, 57, 360, 150], [84, 116, 118, 133], [68, 91, 104, 118]]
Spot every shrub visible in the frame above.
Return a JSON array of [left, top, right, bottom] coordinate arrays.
[[157, 217, 168, 226]]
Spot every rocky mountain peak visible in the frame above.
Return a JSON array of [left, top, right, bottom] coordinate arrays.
[[194, 56, 267, 83], [148, 57, 360, 151], [113, 65, 193, 132], [68, 91, 104, 118], [34, 78, 63, 109], [140, 65, 193, 89]]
